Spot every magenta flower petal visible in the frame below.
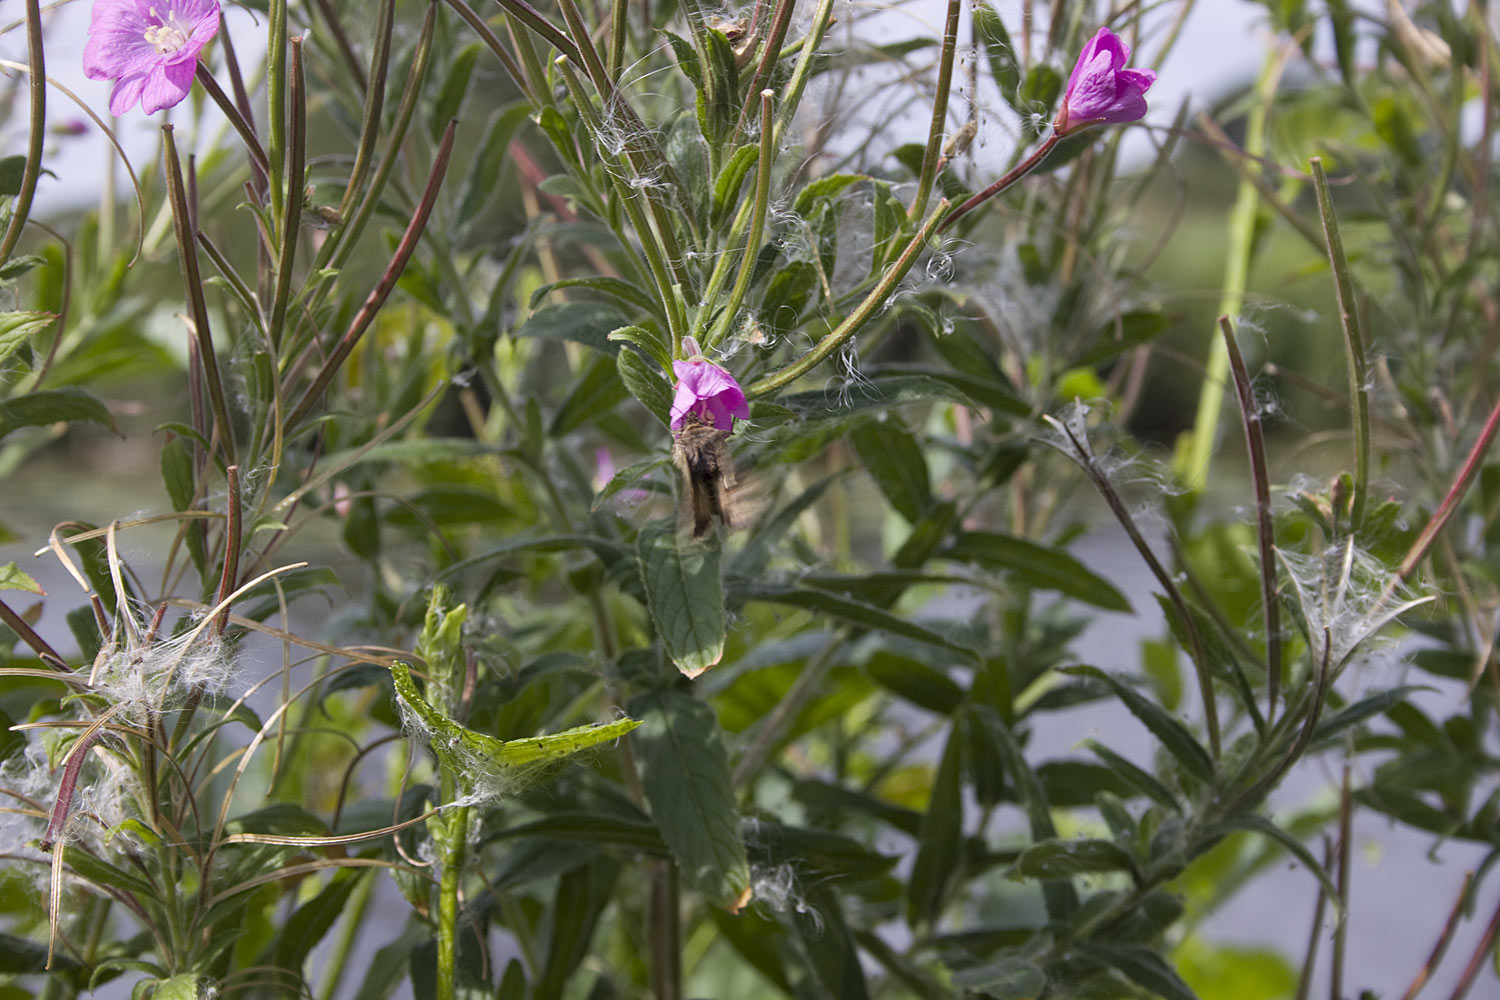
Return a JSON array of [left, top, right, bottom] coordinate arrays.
[[85, 0, 220, 117], [670, 359, 749, 433], [1055, 27, 1156, 135]]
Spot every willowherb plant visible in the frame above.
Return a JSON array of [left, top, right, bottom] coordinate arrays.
[[2, 0, 1499, 997]]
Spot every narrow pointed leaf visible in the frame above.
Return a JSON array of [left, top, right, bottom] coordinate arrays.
[[946, 532, 1130, 611]]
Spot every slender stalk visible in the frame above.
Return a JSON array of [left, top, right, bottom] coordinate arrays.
[[733, 637, 843, 786], [907, 0, 961, 223], [0, 597, 69, 669], [213, 465, 243, 635], [746, 200, 949, 399], [1178, 47, 1284, 490], [440, 0, 527, 97], [492, 0, 581, 63], [0, 0, 44, 265], [1220, 317, 1282, 722], [268, 38, 305, 351], [705, 91, 776, 351], [1329, 757, 1353, 1000], [286, 121, 458, 430], [1046, 419, 1222, 762], [1444, 891, 1500, 1000], [1400, 872, 1474, 1000], [309, 0, 367, 90], [608, 0, 628, 80], [267, 0, 288, 219], [194, 65, 272, 178], [162, 126, 237, 467], [335, 0, 396, 222], [937, 133, 1059, 233], [1311, 157, 1371, 529], [771, 0, 837, 143], [556, 57, 687, 348], [435, 797, 469, 1000], [1293, 837, 1333, 1000], [648, 861, 682, 1000]]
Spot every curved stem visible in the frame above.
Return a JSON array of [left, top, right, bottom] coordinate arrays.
[[705, 91, 775, 351], [0, 0, 44, 265], [746, 199, 949, 399], [937, 133, 1060, 234], [907, 0, 961, 224]]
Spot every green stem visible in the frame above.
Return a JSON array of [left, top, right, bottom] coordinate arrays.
[[732, 0, 795, 143], [1311, 156, 1371, 529], [267, 0, 288, 220], [336, 0, 396, 222], [1177, 48, 1282, 490], [435, 766, 469, 1000], [771, 0, 837, 144], [937, 133, 1059, 234], [0, 0, 44, 265], [268, 38, 305, 352], [194, 65, 272, 178], [907, 0, 961, 223], [746, 199, 949, 399], [705, 91, 775, 351]]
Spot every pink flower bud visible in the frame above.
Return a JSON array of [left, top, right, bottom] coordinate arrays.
[[1054, 27, 1156, 136]]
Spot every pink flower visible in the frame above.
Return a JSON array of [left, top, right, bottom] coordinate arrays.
[[669, 353, 749, 434], [1054, 27, 1155, 136], [84, 0, 221, 117]]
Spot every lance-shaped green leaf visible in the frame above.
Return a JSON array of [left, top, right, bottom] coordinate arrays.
[[949, 957, 1047, 998], [0, 561, 43, 595], [630, 689, 750, 908], [1063, 666, 1215, 784], [945, 531, 1130, 611], [732, 581, 977, 662], [1081, 944, 1200, 1000], [1010, 838, 1136, 881], [0, 310, 54, 368], [850, 418, 930, 522], [390, 662, 640, 777], [639, 524, 725, 678], [907, 715, 965, 928], [616, 347, 672, 426], [0, 387, 117, 442]]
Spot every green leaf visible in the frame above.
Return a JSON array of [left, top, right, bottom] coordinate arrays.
[[850, 419, 930, 522], [1086, 740, 1181, 812], [267, 871, 361, 971], [391, 662, 640, 775], [949, 957, 1047, 997], [1011, 838, 1135, 880], [1083, 944, 1200, 1000], [456, 103, 532, 223], [0, 561, 43, 595], [535, 855, 619, 1000], [973, 3, 1021, 99], [1076, 310, 1175, 366], [515, 302, 629, 355], [144, 975, 215, 1000], [865, 362, 1029, 416], [712, 144, 760, 226], [630, 689, 750, 907], [760, 260, 819, 336], [61, 845, 156, 898], [0, 156, 54, 197], [551, 353, 629, 435], [793, 173, 868, 215], [945, 532, 1131, 611], [732, 581, 977, 661], [638, 524, 725, 678], [701, 29, 741, 141], [1064, 667, 1216, 783], [430, 43, 480, 142], [0, 932, 77, 973], [607, 323, 672, 372], [1211, 813, 1338, 904], [864, 649, 962, 715], [617, 347, 672, 426], [159, 436, 196, 513], [907, 716, 965, 928], [0, 311, 54, 368], [1311, 685, 1427, 746], [0, 387, 117, 441], [529, 276, 666, 324]]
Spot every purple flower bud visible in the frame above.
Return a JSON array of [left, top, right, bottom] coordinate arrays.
[[84, 0, 221, 117], [669, 358, 749, 434], [1054, 27, 1156, 136]]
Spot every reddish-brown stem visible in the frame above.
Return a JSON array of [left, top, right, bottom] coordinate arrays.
[[213, 465, 242, 635], [0, 597, 69, 670], [285, 120, 458, 430], [938, 133, 1060, 233]]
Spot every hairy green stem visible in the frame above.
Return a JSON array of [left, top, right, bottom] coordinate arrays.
[[267, 0, 288, 220], [705, 91, 776, 351], [1311, 157, 1371, 529], [907, 0, 961, 223], [733, 0, 795, 143], [336, 0, 396, 222], [268, 38, 305, 351], [746, 200, 949, 399]]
